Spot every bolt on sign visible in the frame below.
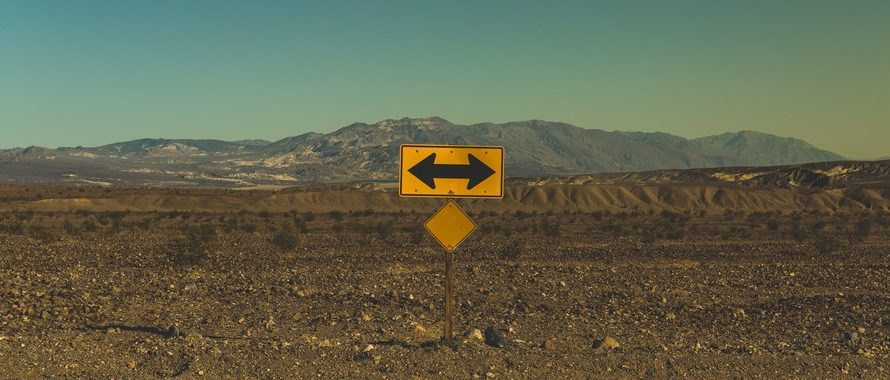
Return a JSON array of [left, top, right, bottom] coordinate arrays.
[[398, 144, 505, 345]]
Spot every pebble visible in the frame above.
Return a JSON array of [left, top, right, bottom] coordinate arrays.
[[543, 339, 556, 351], [467, 329, 484, 341], [665, 312, 677, 321], [593, 336, 619, 351], [484, 327, 507, 348], [731, 308, 746, 318], [166, 324, 180, 339]]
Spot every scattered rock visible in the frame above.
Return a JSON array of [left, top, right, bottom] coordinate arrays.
[[354, 344, 375, 360], [844, 331, 861, 347], [542, 339, 556, 351], [731, 308, 746, 318], [593, 336, 619, 351], [166, 324, 180, 338], [665, 312, 676, 321], [484, 327, 507, 348], [467, 329, 484, 341]]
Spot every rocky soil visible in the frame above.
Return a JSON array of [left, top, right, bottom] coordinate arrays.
[[0, 209, 888, 378]]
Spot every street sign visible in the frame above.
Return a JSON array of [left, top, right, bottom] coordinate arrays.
[[400, 144, 504, 345], [399, 144, 504, 198], [424, 199, 477, 253]]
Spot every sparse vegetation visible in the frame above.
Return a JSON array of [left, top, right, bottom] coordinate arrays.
[[499, 240, 523, 260], [271, 229, 298, 251], [169, 223, 216, 265], [814, 234, 841, 255]]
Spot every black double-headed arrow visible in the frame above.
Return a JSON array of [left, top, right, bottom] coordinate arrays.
[[408, 153, 495, 190]]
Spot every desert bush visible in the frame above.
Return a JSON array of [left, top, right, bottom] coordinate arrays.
[[0, 221, 24, 235], [28, 225, 55, 243], [788, 223, 807, 243], [135, 217, 152, 231], [271, 229, 298, 251], [189, 223, 216, 243], [850, 218, 872, 243], [81, 219, 98, 232], [600, 221, 624, 236], [813, 235, 841, 255], [405, 227, 425, 245], [107, 219, 122, 234], [371, 223, 393, 241], [240, 222, 258, 233], [169, 223, 216, 265], [500, 240, 524, 260], [96, 213, 110, 226], [63, 220, 78, 235], [541, 218, 561, 236], [222, 216, 239, 233], [807, 220, 827, 234], [660, 224, 686, 240], [293, 216, 308, 233], [303, 212, 315, 222], [330, 211, 344, 222]]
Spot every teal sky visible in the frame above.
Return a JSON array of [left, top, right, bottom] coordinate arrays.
[[1, 1, 888, 158]]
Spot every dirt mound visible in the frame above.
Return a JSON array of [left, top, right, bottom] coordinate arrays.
[[1, 183, 887, 214]]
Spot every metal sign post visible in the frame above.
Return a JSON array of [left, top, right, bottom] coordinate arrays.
[[444, 250, 455, 343]]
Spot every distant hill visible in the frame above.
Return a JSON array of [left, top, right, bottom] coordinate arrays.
[[3, 160, 888, 214], [0, 117, 849, 187], [690, 131, 844, 166]]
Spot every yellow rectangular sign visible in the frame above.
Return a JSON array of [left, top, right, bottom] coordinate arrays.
[[399, 144, 504, 198]]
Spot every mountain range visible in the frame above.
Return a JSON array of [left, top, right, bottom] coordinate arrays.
[[0, 117, 846, 187]]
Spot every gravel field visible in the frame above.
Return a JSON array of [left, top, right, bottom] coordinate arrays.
[[0, 210, 888, 378]]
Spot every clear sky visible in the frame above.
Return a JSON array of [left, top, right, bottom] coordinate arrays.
[[1, 1, 888, 158]]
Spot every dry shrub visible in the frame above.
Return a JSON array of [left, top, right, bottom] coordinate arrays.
[[271, 229, 298, 251]]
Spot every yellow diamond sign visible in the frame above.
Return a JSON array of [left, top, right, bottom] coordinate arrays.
[[424, 200, 477, 253]]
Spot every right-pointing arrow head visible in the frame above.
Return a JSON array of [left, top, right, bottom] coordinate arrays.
[[465, 153, 496, 190]]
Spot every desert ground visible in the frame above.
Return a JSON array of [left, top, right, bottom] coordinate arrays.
[[0, 185, 888, 379]]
